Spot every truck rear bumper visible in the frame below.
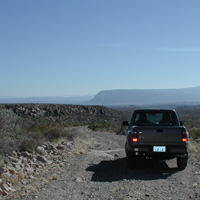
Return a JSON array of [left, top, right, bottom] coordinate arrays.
[[128, 145, 188, 159]]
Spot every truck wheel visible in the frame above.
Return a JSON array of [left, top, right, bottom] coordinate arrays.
[[125, 142, 137, 168], [177, 155, 188, 170]]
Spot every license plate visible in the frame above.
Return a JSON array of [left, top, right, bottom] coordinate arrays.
[[153, 146, 166, 152]]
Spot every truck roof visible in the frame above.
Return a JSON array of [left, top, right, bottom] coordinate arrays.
[[133, 109, 176, 112]]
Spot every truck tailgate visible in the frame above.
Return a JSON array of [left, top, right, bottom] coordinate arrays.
[[137, 126, 183, 145]]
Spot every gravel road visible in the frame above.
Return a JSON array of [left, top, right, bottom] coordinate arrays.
[[11, 127, 200, 200]]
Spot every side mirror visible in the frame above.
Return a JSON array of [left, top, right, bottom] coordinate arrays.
[[122, 121, 129, 126], [180, 121, 184, 126]]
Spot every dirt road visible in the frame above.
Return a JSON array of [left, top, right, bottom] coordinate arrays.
[[11, 127, 200, 200]]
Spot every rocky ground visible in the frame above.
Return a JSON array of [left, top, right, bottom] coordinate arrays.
[[3, 104, 128, 127], [1, 126, 200, 200]]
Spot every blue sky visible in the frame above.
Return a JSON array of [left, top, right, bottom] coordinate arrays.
[[1, 0, 200, 97]]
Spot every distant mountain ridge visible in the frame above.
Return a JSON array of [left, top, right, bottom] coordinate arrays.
[[90, 86, 200, 105], [1, 87, 200, 105]]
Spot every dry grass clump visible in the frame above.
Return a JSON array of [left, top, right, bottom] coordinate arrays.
[[17, 170, 25, 181], [73, 131, 95, 155], [73, 139, 86, 154], [26, 185, 38, 194], [50, 174, 58, 180], [189, 142, 199, 153]]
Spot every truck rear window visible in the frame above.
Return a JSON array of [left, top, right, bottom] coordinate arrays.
[[133, 112, 176, 126]]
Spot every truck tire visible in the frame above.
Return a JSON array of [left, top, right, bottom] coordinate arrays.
[[177, 155, 188, 170], [125, 142, 136, 168]]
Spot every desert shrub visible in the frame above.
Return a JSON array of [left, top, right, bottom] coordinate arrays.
[[0, 108, 20, 131], [21, 124, 77, 143], [43, 128, 62, 142], [16, 131, 45, 152], [0, 109, 20, 155], [0, 137, 17, 155], [88, 122, 116, 132], [189, 128, 200, 140], [18, 137, 38, 152], [43, 126, 76, 142]]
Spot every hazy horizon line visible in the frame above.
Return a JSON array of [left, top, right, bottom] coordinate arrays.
[[1, 86, 200, 99]]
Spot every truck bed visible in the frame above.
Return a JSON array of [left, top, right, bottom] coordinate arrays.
[[137, 126, 184, 145]]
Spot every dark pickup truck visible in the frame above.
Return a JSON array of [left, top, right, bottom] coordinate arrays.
[[123, 109, 189, 170]]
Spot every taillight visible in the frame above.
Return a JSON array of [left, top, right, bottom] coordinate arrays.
[[182, 131, 188, 142], [182, 138, 187, 142], [132, 138, 138, 142], [132, 131, 138, 143]]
